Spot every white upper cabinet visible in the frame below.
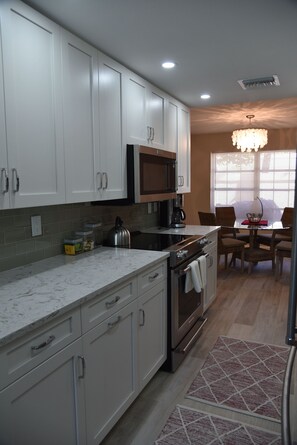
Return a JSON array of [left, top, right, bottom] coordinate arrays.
[[62, 33, 127, 203], [0, 13, 9, 210], [62, 31, 99, 203], [177, 106, 191, 193], [1, 1, 65, 208], [0, 0, 191, 207], [126, 73, 166, 149], [166, 99, 179, 153], [98, 53, 127, 200], [146, 86, 166, 148], [166, 98, 191, 192]]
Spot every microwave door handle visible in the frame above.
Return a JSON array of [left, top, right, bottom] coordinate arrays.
[[174, 161, 178, 191]]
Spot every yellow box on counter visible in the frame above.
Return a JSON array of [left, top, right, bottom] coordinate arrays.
[[64, 237, 83, 255]]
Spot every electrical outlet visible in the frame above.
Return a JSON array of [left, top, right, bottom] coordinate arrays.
[[31, 215, 42, 237], [153, 202, 158, 212], [148, 203, 152, 214]]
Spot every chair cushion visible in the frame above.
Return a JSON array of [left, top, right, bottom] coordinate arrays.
[[222, 238, 246, 247], [275, 241, 292, 251]]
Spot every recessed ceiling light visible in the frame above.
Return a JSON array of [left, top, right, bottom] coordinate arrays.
[[201, 94, 211, 100], [162, 61, 175, 69]]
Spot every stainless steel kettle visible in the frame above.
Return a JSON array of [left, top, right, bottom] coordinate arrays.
[[107, 216, 131, 247]]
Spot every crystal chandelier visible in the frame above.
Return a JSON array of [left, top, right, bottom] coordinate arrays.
[[232, 114, 268, 153]]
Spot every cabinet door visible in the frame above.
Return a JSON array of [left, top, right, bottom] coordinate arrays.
[[82, 300, 138, 445], [203, 237, 218, 312], [146, 86, 166, 149], [126, 73, 147, 145], [98, 54, 127, 199], [0, 338, 86, 445], [0, 12, 9, 209], [1, 1, 65, 208], [62, 30, 99, 203], [138, 281, 167, 390], [166, 99, 179, 153], [178, 106, 191, 193]]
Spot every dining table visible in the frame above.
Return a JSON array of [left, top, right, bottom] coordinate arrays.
[[232, 219, 290, 273]]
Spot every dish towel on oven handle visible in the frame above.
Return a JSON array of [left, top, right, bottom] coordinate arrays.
[[185, 260, 202, 293], [198, 255, 207, 289]]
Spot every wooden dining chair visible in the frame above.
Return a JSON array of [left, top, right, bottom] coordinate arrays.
[[257, 207, 293, 250], [215, 206, 250, 242], [198, 211, 217, 226], [217, 229, 246, 272], [275, 240, 292, 280]]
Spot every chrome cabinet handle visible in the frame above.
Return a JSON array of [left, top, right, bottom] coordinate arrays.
[[11, 168, 20, 192], [31, 335, 55, 355], [151, 127, 154, 141], [78, 355, 86, 379], [105, 296, 120, 309], [102, 172, 108, 189], [147, 126, 151, 142], [108, 316, 121, 329], [1, 168, 9, 193], [148, 272, 159, 281], [139, 309, 145, 326], [96, 172, 102, 190]]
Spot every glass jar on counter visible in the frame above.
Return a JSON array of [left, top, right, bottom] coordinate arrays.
[[75, 230, 95, 251], [84, 222, 102, 247], [64, 237, 83, 255]]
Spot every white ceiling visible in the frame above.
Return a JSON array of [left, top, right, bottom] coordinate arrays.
[[23, 0, 297, 134]]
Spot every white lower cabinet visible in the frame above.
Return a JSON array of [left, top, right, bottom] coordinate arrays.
[[0, 338, 86, 445], [82, 300, 138, 445], [0, 260, 167, 445], [138, 281, 167, 390]]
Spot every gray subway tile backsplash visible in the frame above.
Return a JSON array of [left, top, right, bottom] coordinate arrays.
[[0, 202, 159, 272]]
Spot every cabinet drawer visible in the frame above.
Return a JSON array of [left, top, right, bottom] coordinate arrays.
[[0, 308, 81, 390], [81, 278, 137, 333], [138, 261, 167, 295]]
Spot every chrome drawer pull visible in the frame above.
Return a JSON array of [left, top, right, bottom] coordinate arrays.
[[139, 309, 145, 326], [108, 316, 121, 329], [105, 296, 120, 309], [149, 272, 159, 281], [31, 335, 55, 354], [78, 356, 86, 379]]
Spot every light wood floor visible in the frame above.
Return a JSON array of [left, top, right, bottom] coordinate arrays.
[[101, 257, 293, 445]]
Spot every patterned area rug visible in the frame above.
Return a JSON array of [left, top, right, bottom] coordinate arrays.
[[154, 405, 281, 445], [186, 336, 289, 422]]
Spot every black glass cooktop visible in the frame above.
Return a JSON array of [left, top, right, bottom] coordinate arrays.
[[130, 231, 193, 251]]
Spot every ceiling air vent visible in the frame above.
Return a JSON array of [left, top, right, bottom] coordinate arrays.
[[238, 75, 280, 90]]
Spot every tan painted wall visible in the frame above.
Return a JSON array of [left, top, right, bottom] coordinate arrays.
[[184, 128, 297, 225]]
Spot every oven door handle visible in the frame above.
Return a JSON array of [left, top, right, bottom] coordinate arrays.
[[179, 253, 209, 275]]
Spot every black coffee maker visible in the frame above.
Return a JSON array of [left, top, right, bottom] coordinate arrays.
[[171, 206, 186, 228], [159, 197, 186, 228]]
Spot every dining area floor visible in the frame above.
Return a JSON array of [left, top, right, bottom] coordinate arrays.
[[101, 258, 292, 445]]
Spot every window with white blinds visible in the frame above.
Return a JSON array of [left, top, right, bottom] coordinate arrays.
[[211, 150, 296, 220]]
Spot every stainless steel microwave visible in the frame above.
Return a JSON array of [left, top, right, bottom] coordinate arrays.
[[127, 145, 177, 203]]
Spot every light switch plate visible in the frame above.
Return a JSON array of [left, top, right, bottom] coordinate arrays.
[[31, 215, 42, 237], [147, 203, 152, 214]]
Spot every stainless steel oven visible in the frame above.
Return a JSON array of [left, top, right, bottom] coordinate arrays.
[[129, 232, 208, 372], [166, 237, 208, 371]]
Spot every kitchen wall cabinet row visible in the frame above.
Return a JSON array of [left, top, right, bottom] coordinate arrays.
[[0, 259, 167, 445], [0, 0, 191, 210]]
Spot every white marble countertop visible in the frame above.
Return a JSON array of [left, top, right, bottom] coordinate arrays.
[[0, 247, 169, 347], [142, 224, 220, 237]]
